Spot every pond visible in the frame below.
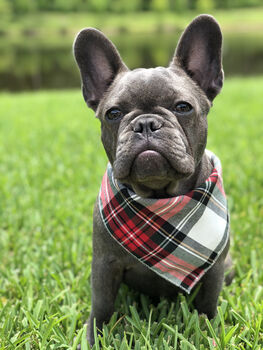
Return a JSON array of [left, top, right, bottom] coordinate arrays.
[[0, 32, 262, 92]]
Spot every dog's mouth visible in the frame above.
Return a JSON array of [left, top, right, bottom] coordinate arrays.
[[131, 150, 170, 183], [129, 150, 172, 197], [115, 149, 194, 198]]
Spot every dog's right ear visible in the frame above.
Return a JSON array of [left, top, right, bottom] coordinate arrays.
[[74, 28, 128, 111]]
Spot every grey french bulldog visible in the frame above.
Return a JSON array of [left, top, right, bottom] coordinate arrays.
[[74, 15, 233, 346]]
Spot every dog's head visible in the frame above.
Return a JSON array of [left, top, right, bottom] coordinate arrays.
[[74, 15, 223, 197]]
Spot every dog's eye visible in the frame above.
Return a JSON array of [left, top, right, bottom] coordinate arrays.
[[106, 108, 123, 121], [173, 102, 193, 115]]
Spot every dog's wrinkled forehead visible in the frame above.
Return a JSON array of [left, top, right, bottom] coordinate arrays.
[[120, 68, 174, 96], [103, 67, 208, 112]]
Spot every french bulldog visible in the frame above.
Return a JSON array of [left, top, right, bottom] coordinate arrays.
[[74, 14, 233, 346]]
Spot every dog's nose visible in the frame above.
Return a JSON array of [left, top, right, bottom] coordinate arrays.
[[132, 116, 163, 134]]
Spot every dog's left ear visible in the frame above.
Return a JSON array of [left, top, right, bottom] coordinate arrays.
[[171, 15, 223, 101]]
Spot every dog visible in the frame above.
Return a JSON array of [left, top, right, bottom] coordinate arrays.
[[74, 15, 233, 345]]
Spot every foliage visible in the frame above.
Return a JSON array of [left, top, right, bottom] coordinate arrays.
[[0, 76, 262, 348], [152, 0, 170, 12], [1, 0, 263, 15], [0, 0, 11, 15], [195, 0, 214, 12]]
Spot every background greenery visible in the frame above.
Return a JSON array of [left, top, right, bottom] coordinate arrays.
[[0, 0, 262, 348], [1, 2, 263, 92], [1, 6, 263, 41], [0, 7, 263, 93], [1, 0, 263, 14]]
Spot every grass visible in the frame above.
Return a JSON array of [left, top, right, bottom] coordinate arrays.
[[1, 7, 263, 47], [0, 76, 262, 349]]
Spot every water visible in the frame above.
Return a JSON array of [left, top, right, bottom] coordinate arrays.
[[0, 33, 262, 92]]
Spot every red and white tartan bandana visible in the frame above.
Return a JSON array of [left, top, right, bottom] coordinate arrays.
[[99, 150, 230, 293]]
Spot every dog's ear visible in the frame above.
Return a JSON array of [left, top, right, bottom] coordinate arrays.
[[74, 28, 128, 111], [171, 15, 223, 101]]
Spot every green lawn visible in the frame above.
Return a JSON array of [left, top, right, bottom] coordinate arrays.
[[0, 77, 262, 349]]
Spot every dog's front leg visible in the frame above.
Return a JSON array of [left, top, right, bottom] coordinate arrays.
[[194, 240, 229, 319], [194, 258, 225, 319], [87, 254, 123, 345]]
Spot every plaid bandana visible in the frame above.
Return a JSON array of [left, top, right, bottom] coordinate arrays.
[[99, 150, 229, 293]]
